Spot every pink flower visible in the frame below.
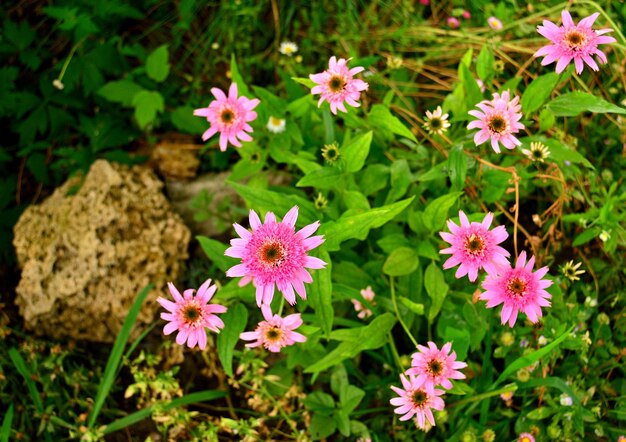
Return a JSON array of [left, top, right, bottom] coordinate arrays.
[[352, 286, 376, 319], [193, 83, 260, 151], [488, 16, 503, 30], [462, 10, 471, 20], [467, 91, 524, 153], [480, 251, 553, 327], [447, 17, 460, 29], [405, 342, 467, 391], [157, 278, 227, 349], [225, 206, 326, 306], [390, 374, 445, 429], [518, 433, 535, 442], [440, 211, 510, 282], [419, 0, 429, 5], [534, 10, 616, 74], [239, 305, 306, 352], [310, 56, 368, 115]]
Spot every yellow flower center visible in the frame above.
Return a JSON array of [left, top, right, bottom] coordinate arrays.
[[465, 233, 486, 255], [270, 116, 282, 126], [329, 75, 345, 92], [564, 30, 587, 50], [427, 359, 443, 375], [265, 326, 283, 342], [259, 241, 285, 267], [507, 278, 528, 296]]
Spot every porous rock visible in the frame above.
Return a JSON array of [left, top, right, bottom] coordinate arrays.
[[13, 160, 191, 342]]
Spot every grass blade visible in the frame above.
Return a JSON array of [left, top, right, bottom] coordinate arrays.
[[493, 325, 575, 387], [1, 404, 13, 442], [88, 283, 153, 429], [103, 390, 227, 435]]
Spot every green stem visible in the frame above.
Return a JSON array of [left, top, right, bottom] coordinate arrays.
[[277, 295, 285, 317], [253, 383, 298, 435], [449, 384, 518, 408], [387, 332, 404, 372], [57, 38, 85, 82], [390, 276, 418, 347]]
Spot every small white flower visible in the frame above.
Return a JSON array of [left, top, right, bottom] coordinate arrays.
[[538, 335, 548, 346], [561, 260, 585, 282], [52, 79, 64, 90], [267, 116, 286, 134], [211, 42, 220, 50], [279, 41, 298, 56], [488, 16, 503, 31], [423, 106, 451, 135], [599, 230, 610, 242], [560, 394, 573, 407], [522, 142, 550, 163]]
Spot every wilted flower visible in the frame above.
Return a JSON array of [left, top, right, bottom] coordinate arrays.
[[467, 91, 524, 153], [560, 260, 585, 281], [279, 41, 298, 56], [267, 116, 286, 133], [440, 211, 510, 282], [482, 429, 496, 442], [480, 251, 553, 327], [500, 331, 515, 346], [193, 83, 260, 151], [157, 279, 227, 349], [310, 56, 368, 114], [406, 341, 467, 391], [488, 17, 503, 30], [534, 10, 616, 74], [447, 17, 460, 29], [321, 143, 341, 163], [387, 56, 403, 69], [313, 192, 328, 210], [52, 79, 64, 90], [239, 305, 306, 352], [423, 106, 451, 136], [225, 206, 326, 306], [560, 393, 573, 406], [390, 374, 445, 429], [522, 142, 550, 162], [352, 286, 376, 319]]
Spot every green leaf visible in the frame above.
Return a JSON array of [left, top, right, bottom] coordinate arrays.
[[305, 314, 396, 374], [538, 107, 556, 132], [334, 409, 351, 437], [309, 414, 337, 440], [340, 385, 365, 413], [321, 197, 414, 251], [0, 404, 13, 442], [425, 263, 448, 321], [132, 90, 164, 129], [171, 106, 206, 134], [368, 105, 416, 142], [493, 325, 575, 386], [196, 236, 235, 272], [103, 390, 227, 435], [572, 228, 599, 247], [476, 46, 495, 83], [296, 167, 343, 189], [217, 303, 248, 377], [230, 55, 250, 96], [343, 190, 370, 210], [547, 91, 626, 116], [97, 80, 142, 106], [229, 182, 318, 225], [291, 77, 316, 88], [423, 191, 463, 231], [398, 296, 424, 315], [521, 72, 559, 114], [308, 249, 333, 337], [482, 169, 510, 203], [145, 45, 170, 82], [305, 391, 336, 413], [89, 284, 153, 428], [459, 62, 483, 110], [540, 138, 594, 169], [526, 407, 556, 420], [8, 349, 44, 412], [448, 145, 467, 191], [383, 247, 419, 276], [342, 131, 373, 173], [385, 159, 412, 204], [518, 377, 580, 406]]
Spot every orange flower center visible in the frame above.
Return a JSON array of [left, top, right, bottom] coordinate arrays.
[[412, 390, 427, 407], [507, 277, 528, 296], [265, 326, 283, 342], [564, 30, 587, 50], [259, 241, 285, 267], [220, 108, 235, 124], [329, 75, 345, 92], [427, 359, 444, 375], [488, 115, 507, 133], [182, 304, 202, 326], [465, 234, 485, 256]]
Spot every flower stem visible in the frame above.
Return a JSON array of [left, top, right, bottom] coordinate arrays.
[[390, 276, 418, 348], [448, 384, 518, 408]]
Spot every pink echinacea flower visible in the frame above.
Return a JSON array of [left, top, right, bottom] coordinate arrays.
[[310, 56, 368, 115], [439, 211, 510, 282], [405, 341, 467, 391], [239, 305, 306, 352], [480, 251, 553, 327], [390, 374, 445, 429], [157, 278, 227, 349], [534, 10, 616, 74], [225, 206, 326, 306], [193, 83, 260, 151], [467, 91, 525, 153]]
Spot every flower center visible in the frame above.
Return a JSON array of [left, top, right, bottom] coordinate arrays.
[[430, 118, 442, 129], [488, 115, 507, 133], [507, 277, 528, 296], [465, 234, 485, 256], [329, 75, 345, 92], [265, 326, 283, 342], [270, 116, 282, 126], [259, 241, 286, 267], [564, 30, 587, 50], [220, 108, 235, 124], [427, 359, 444, 375], [182, 305, 202, 325], [412, 390, 427, 407]]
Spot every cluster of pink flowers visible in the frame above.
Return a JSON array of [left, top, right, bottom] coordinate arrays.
[[390, 342, 466, 429], [439, 211, 553, 327]]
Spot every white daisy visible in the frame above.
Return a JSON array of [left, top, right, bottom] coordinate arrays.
[[423, 106, 450, 135], [279, 41, 298, 56], [267, 116, 286, 134]]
